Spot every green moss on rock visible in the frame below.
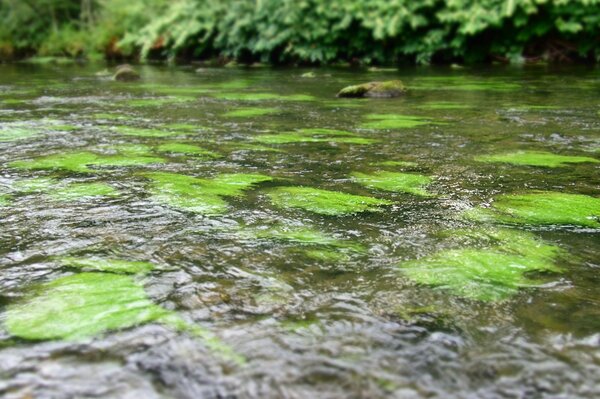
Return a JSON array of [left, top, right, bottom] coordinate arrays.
[[10, 151, 163, 173], [475, 151, 599, 167], [224, 107, 279, 117], [399, 229, 563, 301], [145, 172, 272, 214], [468, 192, 600, 228], [255, 128, 375, 145], [337, 80, 406, 98], [51, 182, 118, 200], [266, 186, 392, 215], [156, 143, 220, 157], [5, 273, 171, 340], [362, 114, 434, 129], [352, 171, 433, 196]]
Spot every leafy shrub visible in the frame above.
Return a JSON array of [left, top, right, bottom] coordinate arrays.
[[2, 0, 600, 64]]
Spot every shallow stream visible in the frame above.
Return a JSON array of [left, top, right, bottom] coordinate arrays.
[[0, 64, 599, 398]]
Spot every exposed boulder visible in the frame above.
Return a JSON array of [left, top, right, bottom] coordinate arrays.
[[113, 64, 140, 82], [337, 80, 406, 98]]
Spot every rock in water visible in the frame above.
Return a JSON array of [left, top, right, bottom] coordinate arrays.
[[337, 80, 406, 98], [113, 64, 140, 81]]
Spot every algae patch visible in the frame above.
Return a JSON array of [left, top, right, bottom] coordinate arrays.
[[399, 229, 563, 301], [352, 171, 432, 196], [224, 107, 279, 117], [3, 271, 244, 363], [266, 186, 392, 215], [361, 114, 435, 129], [4, 273, 173, 340], [10, 151, 164, 173], [475, 151, 599, 167], [215, 93, 315, 101], [467, 192, 600, 228], [157, 143, 220, 158], [255, 128, 375, 145], [145, 172, 272, 214], [50, 182, 118, 200]]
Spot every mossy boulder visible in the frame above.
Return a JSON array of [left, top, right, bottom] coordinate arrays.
[[337, 80, 406, 98], [113, 64, 140, 82]]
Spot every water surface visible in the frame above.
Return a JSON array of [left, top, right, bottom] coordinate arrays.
[[0, 64, 599, 398]]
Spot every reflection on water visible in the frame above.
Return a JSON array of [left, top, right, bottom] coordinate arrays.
[[0, 64, 599, 398]]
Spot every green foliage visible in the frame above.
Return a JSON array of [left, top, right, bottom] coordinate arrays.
[[267, 186, 392, 215], [3, 0, 600, 63], [352, 171, 432, 196], [475, 151, 599, 168], [399, 229, 563, 301]]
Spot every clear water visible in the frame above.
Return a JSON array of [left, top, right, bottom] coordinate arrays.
[[0, 64, 599, 398]]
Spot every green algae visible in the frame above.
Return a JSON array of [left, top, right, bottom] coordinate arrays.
[[4, 273, 174, 340], [467, 192, 600, 228], [253, 225, 365, 252], [145, 172, 272, 214], [303, 248, 350, 262], [475, 151, 599, 167], [209, 80, 253, 90], [224, 107, 279, 117], [266, 186, 392, 216], [114, 126, 183, 138], [373, 160, 418, 167], [93, 113, 130, 121], [254, 128, 375, 145], [0, 194, 10, 206], [59, 257, 156, 274], [156, 143, 220, 157], [139, 85, 212, 96], [227, 142, 284, 153], [361, 114, 434, 129], [215, 93, 315, 101], [0, 127, 38, 142], [417, 102, 471, 110], [10, 151, 164, 173], [110, 143, 155, 156], [351, 171, 433, 196], [2, 99, 26, 106], [161, 123, 203, 131], [126, 97, 196, 107], [50, 182, 118, 200], [12, 177, 58, 193], [399, 229, 563, 301], [3, 272, 244, 363]]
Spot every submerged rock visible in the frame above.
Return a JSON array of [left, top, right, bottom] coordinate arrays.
[[113, 64, 140, 82], [337, 80, 406, 98]]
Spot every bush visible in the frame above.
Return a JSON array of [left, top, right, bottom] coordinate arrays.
[[1, 0, 600, 64]]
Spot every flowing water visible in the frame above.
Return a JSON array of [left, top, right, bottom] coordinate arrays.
[[0, 64, 598, 398]]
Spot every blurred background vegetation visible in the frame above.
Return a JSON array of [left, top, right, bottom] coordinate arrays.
[[1, 0, 599, 65]]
